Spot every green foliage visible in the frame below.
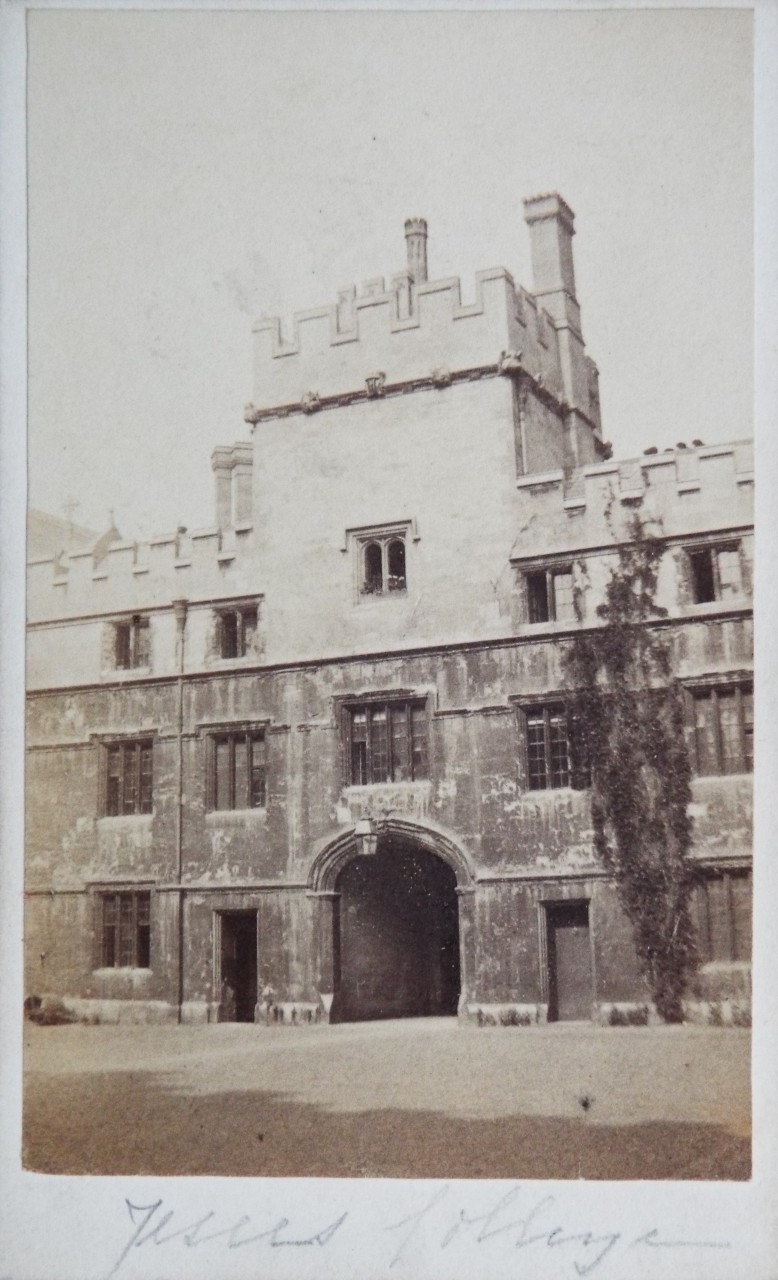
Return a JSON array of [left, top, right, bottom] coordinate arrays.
[[564, 514, 698, 1023]]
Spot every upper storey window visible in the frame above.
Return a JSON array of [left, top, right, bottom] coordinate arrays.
[[345, 700, 428, 785], [362, 536, 406, 596], [691, 684, 753, 776], [216, 605, 258, 659], [344, 519, 416, 603], [115, 615, 150, 669], [208, 730, 267, 811], [103, 740, 153, 816], [525, 705, 573, 790], [687, 543, 742, 604], [525, 567, 575, 623]]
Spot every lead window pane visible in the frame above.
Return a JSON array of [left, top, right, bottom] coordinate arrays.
[[410, 705, 428, 779], [233, 736, 249, 807], [214, 738, 231, 809], [718, 692, 741, 774], [121, 745, 137, 814], [250, 736, 267, 807], [390, 705, 410, 780], [742, 690, 754, 772], [369, 709, 389, 782], [730, 872, 752, 961], [552, 571, 575, 622], [716, 548, 741, 598], [548, 711, 571, 787], [526, 713, 548, 790], [139, 743, 153, 812], [118, 894, 135, 966], [527, 572, 549, 623], [694, 694, 718, 774], [707, 875, 731, 961], [387, 539, 406, 592]]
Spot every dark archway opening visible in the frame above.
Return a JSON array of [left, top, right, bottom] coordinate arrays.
[[335, 843, 460, 1022]]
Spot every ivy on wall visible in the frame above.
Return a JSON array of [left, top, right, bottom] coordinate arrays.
[[564, 514, 698, 1023]]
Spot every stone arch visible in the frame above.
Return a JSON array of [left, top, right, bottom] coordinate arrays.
[[307, 816, 476, 895]]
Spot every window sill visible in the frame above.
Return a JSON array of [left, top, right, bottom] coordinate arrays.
[[91, 967, 152, 976], [343, 780, 431, 796], [680, 599, 748, 615], [102, 667, 152, 681], [357, 591, 409, 605], [205, 808, 267, 822], [517, 619, 579, 632], [693, 771, 753, 781], [208, 654, 261, 668], [97, 813, 154, 825], [525, 785, 587, 796]]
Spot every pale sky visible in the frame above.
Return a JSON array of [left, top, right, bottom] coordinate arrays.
[[27, 7, 753, 542]]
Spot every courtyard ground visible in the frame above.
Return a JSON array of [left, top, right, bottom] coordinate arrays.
[[23, 1017, 750, 1180]]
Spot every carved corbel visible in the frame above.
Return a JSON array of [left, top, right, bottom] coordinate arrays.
[[301, 391, 322, 414], [498, 349, 523, 375], [430, 366, 452, 389], [365, 372, 386, 399]]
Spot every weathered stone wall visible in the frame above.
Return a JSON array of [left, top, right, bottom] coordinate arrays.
[[25, 611, 752, 1016]]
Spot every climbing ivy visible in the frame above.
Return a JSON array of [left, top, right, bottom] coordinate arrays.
[[563, 513, 698, 1023]]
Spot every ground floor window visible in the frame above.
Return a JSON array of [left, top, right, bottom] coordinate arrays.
[[693, 869, 751, 963], [99, 890, 151, 968]]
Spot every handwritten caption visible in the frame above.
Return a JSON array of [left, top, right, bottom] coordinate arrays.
[[106, 1184, 730, 1279]]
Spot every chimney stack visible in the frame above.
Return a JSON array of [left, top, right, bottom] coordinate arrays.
[[404, 218, 428, 284], [523, 193, 577, 300], [211, 443, 253, 529], [522, 193, 602, 463]]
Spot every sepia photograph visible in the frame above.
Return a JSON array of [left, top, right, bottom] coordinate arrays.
[[2, 1, 776, 1277]]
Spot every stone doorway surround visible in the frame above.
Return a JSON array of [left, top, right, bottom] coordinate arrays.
[[307, 817, 476, 1024]]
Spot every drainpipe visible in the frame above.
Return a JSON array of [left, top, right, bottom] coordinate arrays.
[[172, 599, 188, 1024]]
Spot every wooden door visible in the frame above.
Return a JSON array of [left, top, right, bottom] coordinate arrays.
[[547, 901, 592, 1021]]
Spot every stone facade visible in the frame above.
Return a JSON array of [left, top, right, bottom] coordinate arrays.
[[25, 195, 753, 1026]]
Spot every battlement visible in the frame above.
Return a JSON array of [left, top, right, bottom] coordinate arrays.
[[513, 440, 754, 557], [27, 519, 259, 624], [249, 200, 600, 427]]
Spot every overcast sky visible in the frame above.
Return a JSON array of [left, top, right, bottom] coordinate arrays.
[[27, 7, 753, 542]]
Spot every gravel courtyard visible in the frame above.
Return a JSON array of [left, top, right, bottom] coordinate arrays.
[[23, 1018, 750, 1180]]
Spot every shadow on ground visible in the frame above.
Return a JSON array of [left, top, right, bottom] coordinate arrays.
[[23, 1070, 750, 1180]]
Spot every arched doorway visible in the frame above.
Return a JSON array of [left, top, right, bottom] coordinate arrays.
[[335, 841, 460, 1021]]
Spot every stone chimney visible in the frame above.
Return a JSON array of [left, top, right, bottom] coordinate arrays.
[[523, 193, 577, 301], [211, 443, 253, 528], [404, 218, 428, 284], [523, 193, 602, 464]]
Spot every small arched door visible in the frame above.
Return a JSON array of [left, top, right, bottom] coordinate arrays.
[[335, 842, 460, 1021]]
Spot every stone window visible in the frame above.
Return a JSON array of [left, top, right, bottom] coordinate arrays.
[[686, 543, 742, 604], [691, 684, 753, 775], [525, 566, 575, 623], [216, 604, 258, 658], [361, 535, 407, 596], [345, 700, 428, 785], [98, 890, 151, 968], [114, 614, 150, 669], [692, 869, 751, 963], [207, 730, 267, 810], [102, 740, 153, 815], [525, 705, 573, 789], [514, 701, 588, 792]]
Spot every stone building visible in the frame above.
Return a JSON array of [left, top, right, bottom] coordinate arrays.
[[25, 195, 753, 1026]]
